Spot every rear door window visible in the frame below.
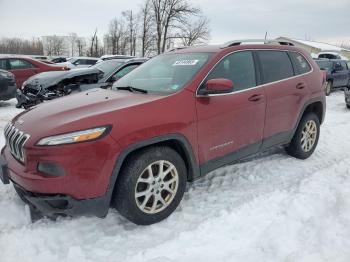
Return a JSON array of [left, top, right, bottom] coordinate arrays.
[[9, 59, 34, 70], [289, 52, 311, 75], [203, 51, 257, 92], [257, 51, 294, 84]]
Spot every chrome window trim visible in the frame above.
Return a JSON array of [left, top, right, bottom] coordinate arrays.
[[196, 49, 314, 97]]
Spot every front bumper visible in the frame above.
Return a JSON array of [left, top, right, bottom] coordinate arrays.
[[12, 180, 109, 218], [1, 155, 110, 218]]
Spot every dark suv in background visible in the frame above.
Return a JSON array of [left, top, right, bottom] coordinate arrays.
[[315, 59, 350, 96], [0, 70, 16, 101], [1, 40, 325, 225]]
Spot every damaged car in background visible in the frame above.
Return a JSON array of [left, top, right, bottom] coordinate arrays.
[[16, 58, 148, 109]]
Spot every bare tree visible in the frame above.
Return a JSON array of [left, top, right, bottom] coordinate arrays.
[[52, 35, 65, 55], [106, 18, 124, 54], [122, 10, 138, 56], [179, 16, 210, 46], [42, 35, 66, 56], [151, 0, 199, 54], [0, 37, 44, 55], [68, 33, 78, 56], [76, 37, 86, 56], [139, 0, 155, 56], [89, 29, 98, 57]]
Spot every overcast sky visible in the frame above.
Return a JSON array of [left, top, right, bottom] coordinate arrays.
[[0, 0, 349, 45]]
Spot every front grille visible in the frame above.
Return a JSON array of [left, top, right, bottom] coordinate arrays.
[[4, 123, 30, 163]]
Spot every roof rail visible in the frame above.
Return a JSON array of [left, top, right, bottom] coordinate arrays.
[[221, 39, 294, 48]]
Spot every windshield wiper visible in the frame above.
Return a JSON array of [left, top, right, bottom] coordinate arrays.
[[116, 86, 148, 94]]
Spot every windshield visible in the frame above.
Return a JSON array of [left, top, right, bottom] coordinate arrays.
[[316, 60, 332, 71], [112, 52, 212, 94], [92, 60, 124, 76]]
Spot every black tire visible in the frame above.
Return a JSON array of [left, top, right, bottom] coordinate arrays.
[[286, 112, 320, 159], [325, 81, 332, 96], [113, 146, 187, 225], [347, 104, 350, 109]]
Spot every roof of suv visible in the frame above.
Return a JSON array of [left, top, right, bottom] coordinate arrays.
[[167, 40, 304, 54]]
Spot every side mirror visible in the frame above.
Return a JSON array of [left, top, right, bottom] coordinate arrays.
[[198, 78, 234, 96], [109, 75, 118, 83]]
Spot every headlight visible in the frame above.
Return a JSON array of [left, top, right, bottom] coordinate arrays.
[[21, 81, 28, 89], [37, 126, 110, 146]]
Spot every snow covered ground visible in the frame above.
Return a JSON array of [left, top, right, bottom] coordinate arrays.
[[1, 92, 350, 262]]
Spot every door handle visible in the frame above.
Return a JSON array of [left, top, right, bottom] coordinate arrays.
[[296, 82, 306, 89], [248, 94, 263, 102]]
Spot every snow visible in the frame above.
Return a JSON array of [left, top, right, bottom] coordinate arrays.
[[1, 93, 350, 262]]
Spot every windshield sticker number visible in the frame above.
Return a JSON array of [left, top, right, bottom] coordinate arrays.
[[173, 60, 199, 66]]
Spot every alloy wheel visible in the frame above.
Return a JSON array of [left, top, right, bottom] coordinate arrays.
[[135, 160, 179, 214], [301, 120, 317, 152]]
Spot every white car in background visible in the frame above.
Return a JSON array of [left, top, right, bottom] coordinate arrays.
[[56, 57, 99, 69], [96, 54, 135, 63], [318, 51, 349, 60]]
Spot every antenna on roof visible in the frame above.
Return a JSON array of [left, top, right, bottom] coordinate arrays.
[[264, 31, 268, 44]]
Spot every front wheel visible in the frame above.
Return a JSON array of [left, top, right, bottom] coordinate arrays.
[[286, 113, 320, 159], [113, 146, 187, 225]]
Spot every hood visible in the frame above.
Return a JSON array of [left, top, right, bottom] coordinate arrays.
[[12, 88, 164, 143], [24, 68, 101, 88]]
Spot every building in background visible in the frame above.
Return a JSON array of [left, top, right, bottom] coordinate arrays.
[[276, 37, 350, 60]]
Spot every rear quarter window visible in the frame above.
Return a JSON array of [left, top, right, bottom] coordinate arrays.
[[257, 51, 294, 84], [289, 52, 311, 75]]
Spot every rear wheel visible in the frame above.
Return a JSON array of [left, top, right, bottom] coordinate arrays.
[[113, 146, 187, 225], [347, 105, 350, 109], [286, 112, 320, 159], [325, 81, 332, 96]]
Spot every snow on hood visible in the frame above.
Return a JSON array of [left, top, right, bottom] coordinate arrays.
[[24, 68, 101, 88]]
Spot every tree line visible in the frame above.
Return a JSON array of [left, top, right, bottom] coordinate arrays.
[[0, 38, 44, 55], [0, 0, 210, 57]]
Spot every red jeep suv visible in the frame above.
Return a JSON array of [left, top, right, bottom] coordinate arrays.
[[0, 40, 326, 225]]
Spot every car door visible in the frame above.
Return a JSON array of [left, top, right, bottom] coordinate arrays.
[[196, 51, 266, 170], [9, 58, 38, 87], [257, 50, 310, 148], [347, 62, 350, 86], [340, 61, 350, 86], [332, 61, 347, 87]]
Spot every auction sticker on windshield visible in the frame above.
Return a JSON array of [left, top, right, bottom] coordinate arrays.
[[173, 60, 199, 66]]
